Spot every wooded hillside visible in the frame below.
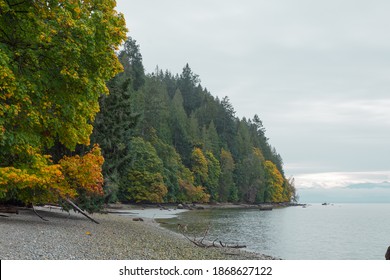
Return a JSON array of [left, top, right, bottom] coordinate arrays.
[[91, 37, 297, 205], [0, 1, 295, 212]]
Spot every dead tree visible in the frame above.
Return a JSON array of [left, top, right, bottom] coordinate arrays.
[[179, 224, 246, 249], [0, 199, 99, 224], [65, 198, 99, 224]]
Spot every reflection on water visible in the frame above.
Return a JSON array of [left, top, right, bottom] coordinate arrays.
[[158, 204, 390, 260]]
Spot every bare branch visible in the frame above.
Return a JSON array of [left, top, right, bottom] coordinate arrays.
[[65, 198, 100, 224], [32, 205, 49, 221], [178, 225, 246, 249]]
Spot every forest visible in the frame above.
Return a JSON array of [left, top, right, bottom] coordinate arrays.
[[0, 0, 296, 213]]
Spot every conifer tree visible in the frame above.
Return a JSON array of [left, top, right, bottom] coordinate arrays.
[[119, 137, 167, 203], [91, 37, 144, 202], [219, 149, 236, 202]]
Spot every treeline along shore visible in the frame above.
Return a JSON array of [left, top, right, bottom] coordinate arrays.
[[2, 2, 290, 261], [2, 1, 296, 228], [0, 206, 277, 260]]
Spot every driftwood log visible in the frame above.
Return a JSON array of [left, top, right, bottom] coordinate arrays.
[[179, 224, 246, 249], [65, 198, 100, 224], [0, 200, 99, 224], [0, 205, 19, 214], [0, 204, 49, 221]]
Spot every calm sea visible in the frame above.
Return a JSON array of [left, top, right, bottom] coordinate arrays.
[[159, 203, 390, 260]]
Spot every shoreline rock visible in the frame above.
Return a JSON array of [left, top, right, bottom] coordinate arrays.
[[0, 208, 277, 260]]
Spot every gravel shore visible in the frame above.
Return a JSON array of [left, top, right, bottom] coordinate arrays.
[[0, 207, 275, 260]]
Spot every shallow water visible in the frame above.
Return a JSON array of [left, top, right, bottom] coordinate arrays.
[[157, 203, 390, 260]]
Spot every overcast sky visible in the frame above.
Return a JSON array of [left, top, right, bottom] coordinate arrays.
[[115, 0, 390, 188]]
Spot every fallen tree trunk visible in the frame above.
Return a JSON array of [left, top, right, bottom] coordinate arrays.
[[179, 225, 246, 249], [183, 234, 247, 249], [1, 201, 99, 224], [65, 198, 100, 224], [0, 205, 19, 214]]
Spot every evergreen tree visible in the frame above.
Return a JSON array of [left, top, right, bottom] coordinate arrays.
[[170, 90, 192, 165], [118, 37, 145, 91], [219, 149, 236, 202], [90, 38, 295, 204], [202, 121, 220, 157], [205, 151, 221, 201], [139, 77, 171, 142], [216, 96, 238, 156], [235, 148, 266, 203], [91, 73, 140, 202], [91, 36, 146, 202], [119, 137, 167, 203], [153, 138, 185, 202], [178, 63, 202, 115]]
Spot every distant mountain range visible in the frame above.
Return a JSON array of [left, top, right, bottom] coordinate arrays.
[[297, 182, 390, 203]]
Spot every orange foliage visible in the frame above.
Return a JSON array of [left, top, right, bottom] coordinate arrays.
[[0, 150, 74, 204], [175, 166, 209, 203], [59, 145, 104, 196], [0, 145, 104, 206]]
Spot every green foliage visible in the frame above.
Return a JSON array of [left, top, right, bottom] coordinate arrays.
[[236, 148, 266, 203], [178, 63, 201, 115], [0, 0, 126, 210], [219, 149, 237, 202], [190, 147, 208, 186], [91, 39, 295, 204], [205, 151, 221, 201], [119, 137, 168, 203], [153, 139, 182, 202], [1, 2, 294, 207], [119, 37, 145, 91], [177, 166, 210, 203]]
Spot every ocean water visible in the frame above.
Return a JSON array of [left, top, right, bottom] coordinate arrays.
[[159, 203, 390, 260]]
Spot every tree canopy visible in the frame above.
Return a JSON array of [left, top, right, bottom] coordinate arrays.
[[0, 0, 127, 210], [1, 1, 296, 209], [92, 36, 296, 205]]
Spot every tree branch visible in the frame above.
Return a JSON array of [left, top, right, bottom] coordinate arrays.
[[65, 198, 100, 224], [178, 225, 246, 249], [31, 204, 49, 221]]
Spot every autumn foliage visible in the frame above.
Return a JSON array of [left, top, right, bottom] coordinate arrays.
[[0, 149, 73, 205], [59, 145, 104, 197], [0, 145, 104, 210], [1, 1, 297, 209], [0, 0, 126, 211]]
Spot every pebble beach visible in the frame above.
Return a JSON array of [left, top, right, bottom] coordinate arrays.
[[0, 207, 275, 260]]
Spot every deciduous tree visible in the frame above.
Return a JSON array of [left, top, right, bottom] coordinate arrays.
[[0, 0, 126, 209]]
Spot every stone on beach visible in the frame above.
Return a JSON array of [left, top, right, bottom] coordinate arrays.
[[0, 208, 274, 260]]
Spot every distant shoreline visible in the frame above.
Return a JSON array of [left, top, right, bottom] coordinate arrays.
[[105, 201, 305, 212]]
